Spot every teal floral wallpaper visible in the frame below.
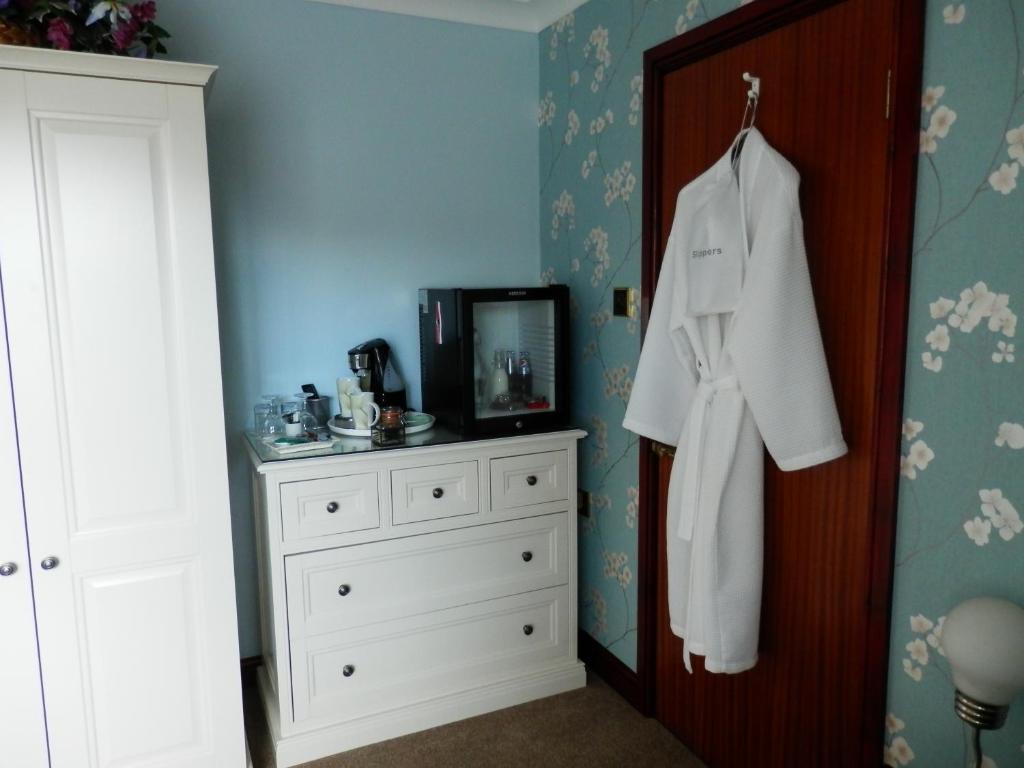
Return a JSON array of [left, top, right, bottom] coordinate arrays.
[[538, 0, 1024, 763]]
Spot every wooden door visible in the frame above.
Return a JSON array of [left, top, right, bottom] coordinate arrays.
[[0, 68, 245, 767], [638, 1, 923, 766]]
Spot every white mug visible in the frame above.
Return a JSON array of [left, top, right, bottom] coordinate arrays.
[[350, 392, 381, 430], [336, 377, 361, 418]]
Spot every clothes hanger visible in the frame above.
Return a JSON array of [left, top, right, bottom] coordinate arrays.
[[730, 72, 760, 170]]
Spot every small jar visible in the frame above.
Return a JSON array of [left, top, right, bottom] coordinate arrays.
[[372, 406, 406, 446]]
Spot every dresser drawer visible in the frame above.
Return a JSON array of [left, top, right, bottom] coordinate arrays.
[[391, 460, 479, 524], [286, 513, 568, 637], [280, 473, 380, 541], [292, 586, 570, 723], [490, 450, 568, 510]]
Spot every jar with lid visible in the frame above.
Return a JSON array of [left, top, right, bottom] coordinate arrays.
[[372, 406, 406, 446]]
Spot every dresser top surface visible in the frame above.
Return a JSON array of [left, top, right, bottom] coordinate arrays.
[[244, 428, 587, 472]]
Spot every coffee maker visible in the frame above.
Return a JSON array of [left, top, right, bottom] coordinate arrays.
[[347, 338, 407, 410]]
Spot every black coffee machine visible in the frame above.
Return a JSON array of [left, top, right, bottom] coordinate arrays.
[[347, 339, 407, 410]]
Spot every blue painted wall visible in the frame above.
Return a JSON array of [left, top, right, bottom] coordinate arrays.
[[157, 0, 540, 657]]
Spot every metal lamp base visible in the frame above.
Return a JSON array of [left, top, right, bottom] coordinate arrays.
[[954, 690, 1009, 730]]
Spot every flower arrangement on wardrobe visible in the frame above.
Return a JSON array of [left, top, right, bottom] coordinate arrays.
[[0, 0, 169, 57]]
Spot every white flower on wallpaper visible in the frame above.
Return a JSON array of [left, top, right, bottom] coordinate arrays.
[[964, 516, 992, 546], [902, 613, 946, 684], [884, 736, 916, 767], [537, 90, 556, 127], [602, 549, 632, 588], [919, 90, 955, 155], [581, 149, 598, 179], [900, 439, 934, 480], [582, 340, 597, 360], [548, 12, 575, 61], [943, 4, 966, 24], [590, 308, 611, 329], [992, 340, 1015, 363], [902, 418, 924, 441], [925, 324, 950, 352], [602, 364, 633, 402], [920, 351, 943, 372], [995, 422, 1024, 449], [922, 283, 1016, 371], [921, 85, 945, 111], [565, 109, 580, 145], [590, 415, 608, 466], [551, 190, 575, 240], [583, 25, 611, 93], [589, 109, 614, 136], [674, 15, 688, 35], [570, 257, 580, 273], [603, 160, 637, 207], [989, 161, 1019, 194], [625, 486, 638, 529], [629, 74, 643, 126], [539, 266, 555, 287], [584, 227, 611, 286], [885, 713, 906, 735], [978, 489, 1023, 542], [586, 586, 608, 636], [1007, 124, 1024, 162]]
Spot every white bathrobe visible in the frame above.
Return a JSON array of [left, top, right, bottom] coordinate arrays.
[[623, 128, 847, 674]]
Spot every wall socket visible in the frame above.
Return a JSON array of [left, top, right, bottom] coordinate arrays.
[[613, 287, 638, 319]]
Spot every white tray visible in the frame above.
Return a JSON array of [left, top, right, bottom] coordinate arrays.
[[328, 411, 435, 439]]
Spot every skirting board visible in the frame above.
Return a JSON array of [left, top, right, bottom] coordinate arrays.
[[257, 661, 587, 768], [577, 631, 645, 713]]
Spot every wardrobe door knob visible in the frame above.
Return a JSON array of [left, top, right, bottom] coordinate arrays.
[[40, 557, 59, 571], [432, 487, 444, 499], [526, 475, 538, 486], [342, 665, 355, 678], [521, 551, 533, 563], [338, 584, 351, 597], [523, 624, 534, 636], [0, 562, 17, 577], [326, 501, 339, 513]]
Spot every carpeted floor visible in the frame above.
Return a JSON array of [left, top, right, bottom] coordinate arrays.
[[245, 672, 706, 768]]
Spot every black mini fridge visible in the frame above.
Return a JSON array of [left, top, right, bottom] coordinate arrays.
[[418, 286, 570, 435]]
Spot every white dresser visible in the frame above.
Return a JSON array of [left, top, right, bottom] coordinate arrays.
[[246, 428, 587, 767]]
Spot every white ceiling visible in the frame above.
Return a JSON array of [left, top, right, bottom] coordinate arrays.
[[306, 0, 588, 33]]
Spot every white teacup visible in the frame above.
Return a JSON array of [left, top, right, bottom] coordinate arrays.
[[350, 392, 381, 430]]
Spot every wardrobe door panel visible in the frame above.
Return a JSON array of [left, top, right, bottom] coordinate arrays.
[[0, 70, 243, 767], [0, 73, 48, 765]]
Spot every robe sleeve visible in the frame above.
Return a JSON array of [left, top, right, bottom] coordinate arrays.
[[729, 184, 848, 471], [622, 224, 699, 447]]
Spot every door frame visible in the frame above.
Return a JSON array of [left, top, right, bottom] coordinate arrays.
[[636, 0, 924, 763]]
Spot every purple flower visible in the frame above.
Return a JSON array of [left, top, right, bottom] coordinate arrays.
[[46, 18, 74, 50], [111, 17, 138, 49], [130, 0, 156, 23]]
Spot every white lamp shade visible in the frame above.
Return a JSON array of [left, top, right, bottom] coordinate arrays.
[[941, 597, 1024, 706]]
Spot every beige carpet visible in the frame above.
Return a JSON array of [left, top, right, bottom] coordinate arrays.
[[245, 672, 705, 768]]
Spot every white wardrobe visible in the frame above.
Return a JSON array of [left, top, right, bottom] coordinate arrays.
[[0, 46, 244, 767]]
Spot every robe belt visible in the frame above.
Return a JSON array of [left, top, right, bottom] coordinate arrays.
[[676, 374, 739, 542]]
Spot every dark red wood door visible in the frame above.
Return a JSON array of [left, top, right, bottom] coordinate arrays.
[[639, 1, 923, 766]]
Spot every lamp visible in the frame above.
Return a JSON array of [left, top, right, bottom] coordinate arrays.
[[940, 597, 1024, 768]]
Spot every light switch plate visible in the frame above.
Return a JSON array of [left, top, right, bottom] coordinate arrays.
[[613, 287, 638, 319]]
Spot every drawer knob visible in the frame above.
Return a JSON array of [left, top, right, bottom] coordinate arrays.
[[432, 487, 444, 499], [526, 475, 538, 486], [338, 584, 351, 597], [40, 557, 59, 571], [521, 551, 533, 563], [326, 501, 339, 514], [523, 624, 534, 636], [0, 562, 16, 577], [342, 664, 355, 677]]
